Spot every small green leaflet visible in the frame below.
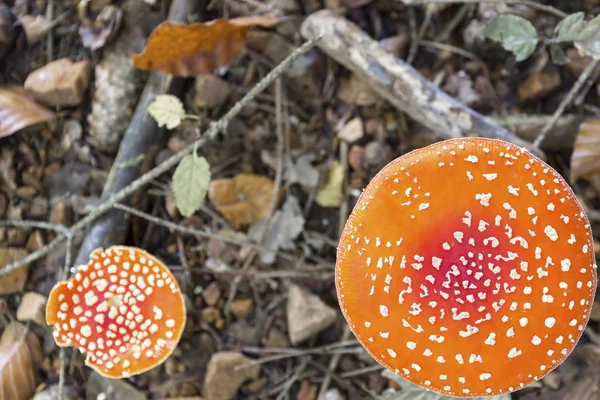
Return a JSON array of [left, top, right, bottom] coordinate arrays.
[[147, 94, 185, 129], [482, 15, 539, 62], [381, 370, 512, 400], [555, 12, 585, 41], [172, 154, 211, 217]]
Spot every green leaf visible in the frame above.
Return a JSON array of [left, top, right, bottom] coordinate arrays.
[[482, 14, 539, 62], [549, 44, 568, 65], [147, 94, 185, 129], [381, 370, 512, 400], [555, 12, 585, 41], [172, 154, 211, 217], [573, 15, 600, 59]]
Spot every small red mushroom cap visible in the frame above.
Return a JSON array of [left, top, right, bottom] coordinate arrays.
[[46, 246, 186, 378], [336, 138, 597, 397]]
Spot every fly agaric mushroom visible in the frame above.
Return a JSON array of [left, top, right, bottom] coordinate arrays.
[[46, 246, 186, 378], [336, 138, 596, 397]]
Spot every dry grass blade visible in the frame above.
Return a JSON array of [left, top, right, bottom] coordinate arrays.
[[0, 85, 55, 138], [0, 322, 43, 400]]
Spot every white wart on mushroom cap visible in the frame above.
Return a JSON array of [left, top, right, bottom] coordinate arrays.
[[46, 246, 186, 378], [336, 138, 597, 397]]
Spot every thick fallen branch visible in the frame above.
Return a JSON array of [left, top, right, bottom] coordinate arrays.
[[300, 10, 541, 156]]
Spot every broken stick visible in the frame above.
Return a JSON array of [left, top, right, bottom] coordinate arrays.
[[300, 10, 541, 156]]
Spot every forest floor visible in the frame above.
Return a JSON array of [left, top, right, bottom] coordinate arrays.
[[1, 0, 600, 399]]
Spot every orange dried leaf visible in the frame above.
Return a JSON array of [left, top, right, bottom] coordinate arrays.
[[0, 322, 43, 400], [133, 15, 280, 77], [0, 85, 54, 138], [208, 173, 281, 228], [571, 120, 600, 182]]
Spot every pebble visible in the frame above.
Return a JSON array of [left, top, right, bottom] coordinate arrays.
[[16, 291, 47, 326], [24, 58, 91, 107], [286, 284, 337, 345], [202, 352, 261, 400], [230, 298, 253, 319]]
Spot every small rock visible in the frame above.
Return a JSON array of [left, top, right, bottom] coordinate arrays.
[[324, 388, 345, 400], [49, 201, 72, 226], [202, 352, 261, 400], [202, 307, 224, 329], [24, 58, 91, 107], [33, 384, 79, 400], [16, 291, 46, 326], [0, 248, 30, 295], [27, 196, 49, 218], [202, 282, 221, 306], [297, 380, 318, 400], [542, 371, 561, 390], [337, 117, 363, 143], [193, 74, 231, 109], [21, 15, 49, 43], [286, 284, 337, 345], [230, 298, 253, 319], [348, 145, 364, 173], [15, 186, 36, 198], [518, 70, 561, 102], [337, 74, 378, 106], [26, 230, 44, 251], [262, 326, 289, 348], [86, 371, 145, 400], [7, 228, 27, 246], [363, 141, 394, 174]]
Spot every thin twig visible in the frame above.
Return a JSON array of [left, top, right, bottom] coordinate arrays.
[[434, 3, 471, 42], [46, 0, 54, 61], [317, 325, 351, 399], [0, 36, 321, 278], [113, 203, 293, 260], [406, 6, 419, 65], [400, 0, 567, 18], [275, 358, 308, 400], [533, 60, 599, 148]]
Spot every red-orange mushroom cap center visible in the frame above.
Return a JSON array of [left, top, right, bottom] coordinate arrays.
[[46, 246, 186, 378], [336, 138, 597, 397]]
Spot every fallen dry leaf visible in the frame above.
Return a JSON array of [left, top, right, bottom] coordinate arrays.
[[208, 173, 281, 228], [0, 322, 43, 400], [79, 5, 123, 51], [0, 248, 30, 295], [571, 120, 600, 182], [133, 15, 279, 77], [0, 85, 54, 138], [316, 161, 345, 208]]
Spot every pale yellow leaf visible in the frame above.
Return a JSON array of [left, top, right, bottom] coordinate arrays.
[[316, 161, 345, 207], [147, 94, 185, 129]]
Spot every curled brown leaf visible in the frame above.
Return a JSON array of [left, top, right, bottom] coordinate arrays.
[[0, 85, 54, 138]]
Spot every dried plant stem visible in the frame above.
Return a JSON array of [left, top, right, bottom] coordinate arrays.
[[399, 0, 567, 18], [0, 36, 320, 278], [114, 203, 292, 258], [317, 325, 352, 399], [533, 60, 599, 148]]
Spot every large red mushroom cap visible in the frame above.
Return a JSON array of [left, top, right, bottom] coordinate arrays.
[[46, 246, 186, 378], [337, 138, 597, 397]]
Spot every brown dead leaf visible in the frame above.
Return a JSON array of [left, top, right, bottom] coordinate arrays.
[[0, 322, 43, 400], [133, 15, 280, 77], [0, 85, 54, 138], [571, 120, 600, 182], [0, 248, 30, 295], [208, 173, 281, 228]]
